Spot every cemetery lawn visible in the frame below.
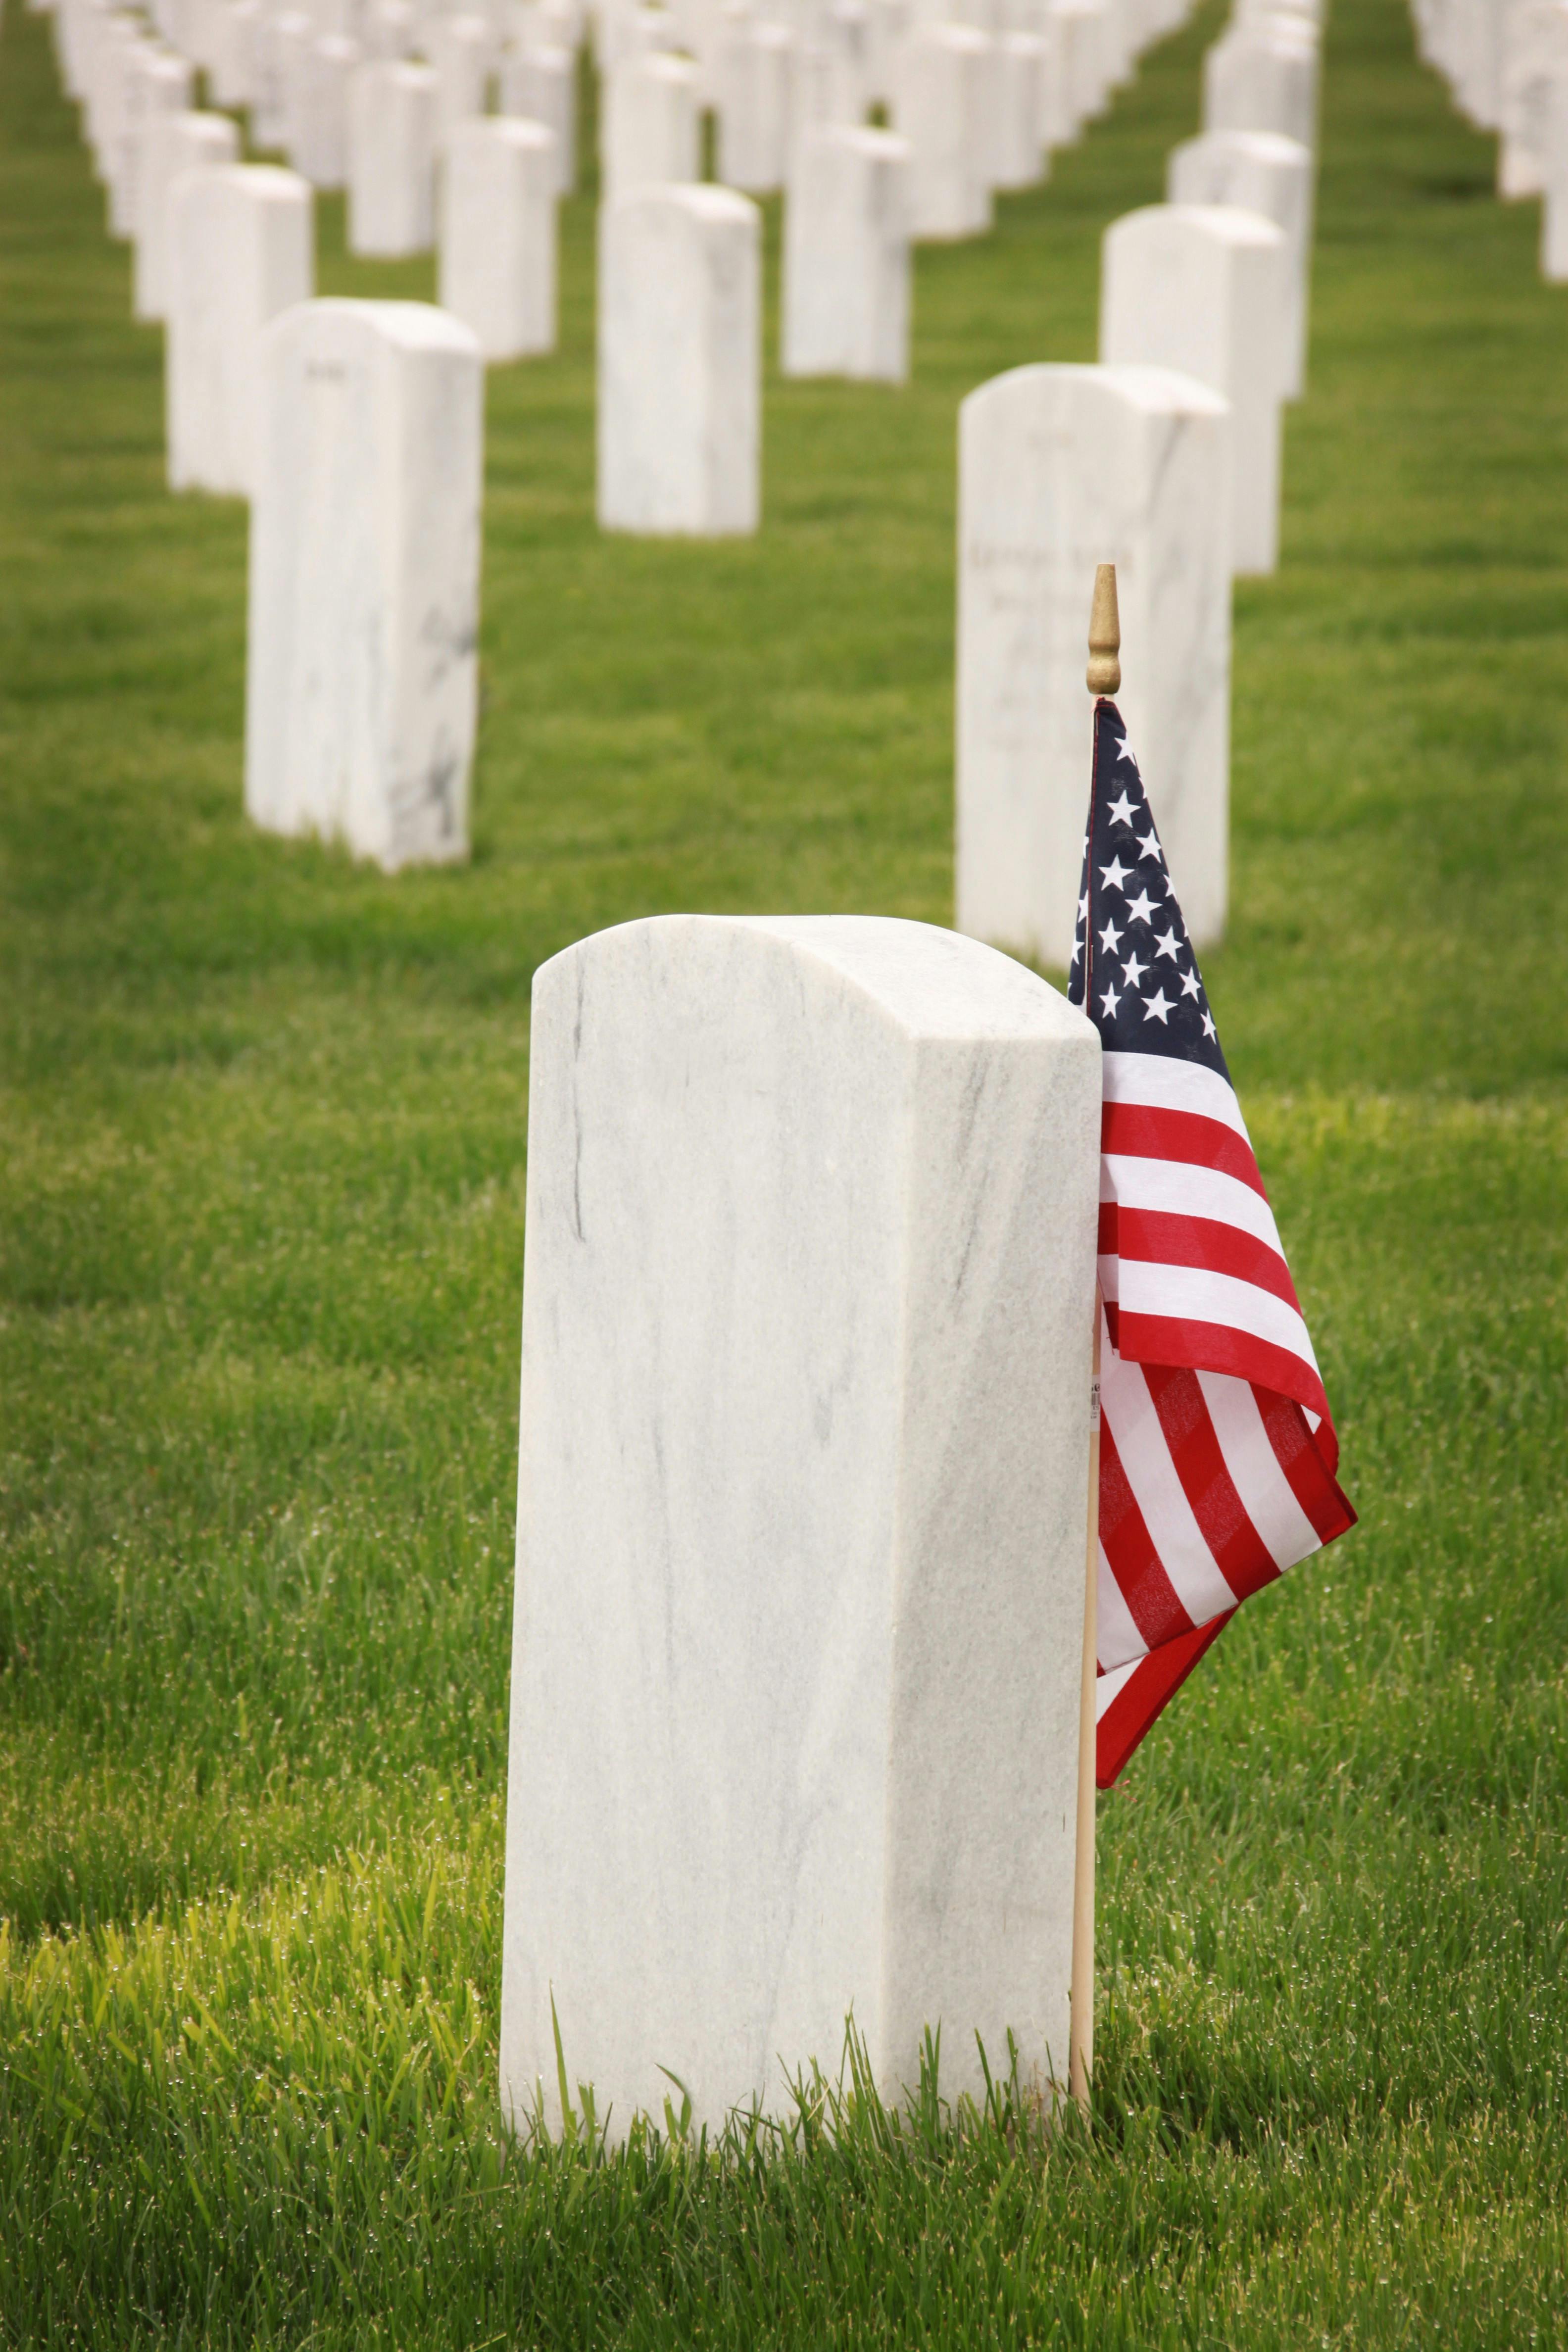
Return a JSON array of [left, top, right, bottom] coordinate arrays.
[[2, 0, 1568, 2341]]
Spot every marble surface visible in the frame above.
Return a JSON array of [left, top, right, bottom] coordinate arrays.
[[245, 299, 483, 869], [782, 124, 910, 383], [1100, 201, 1288, 577], [439, 119, 557, 361], [134, 108, 237, 321], [892, 25, 992, 240], [498, 44, 576, 193], [598, 185, 760, 536], [600, 50, 699, 199], [715, 16, 793, 193], [1167, 128, 1314, 397], [1203, 22, 1320, 149], [428, 13, 492, 137], [499, 913, 1101, 2137], [166, 162, 313, 496], [112, 48, 191, 239], [993, 31, 1047, 190], [347, 60, 437, 257], [1541, 69, 1568, 279], [209, 0, 262, 107], [956, 361, 1232, 965], [290, 34, 360, 190]]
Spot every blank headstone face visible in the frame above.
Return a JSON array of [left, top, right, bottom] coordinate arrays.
[[1167, 127, 1314, 396], [956, 362, 1232, 966], [363, 0, 416, 57], [1202, 24, 1319, 148], [112, 49, 192, 238], [782, 124, 911, 383], [893, 24, 993, 240], [427, 11, 493, 135], [292, 36, 362, 188], [439, 118, 558, 360], [715, 14, 793, 194], [1541, 62, 1568, 276], [245, 298, 484, 870], [348, 60, 437, 255], [135, 110, 238, 320], [1100, 202, 1288, 577], [601, 50, 699, 197], [598, 184, 760, 534], [500, 912, 1102, 2138], [1050, 0, 1108, 133], [166, 163, 314, 497], [497, 43, 576, 192], [993, 30, 1047, 189], [209, 0, 262, 106]]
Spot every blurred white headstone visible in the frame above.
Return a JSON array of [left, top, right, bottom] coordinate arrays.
[[498, 41, 577, 190], [715, 11, 793, 193], [245, 298, 484, 869], [348, 59, 438, 255], [893, 23, 993, 239], [1100, 202, 1288, 577], [782, 124, 910, 382], [600, 49, 699, 196], [439, 117, 558, 358], [166, 162, 314, 497], [1167, 127, 1313, 397], [500, 910, 1102, 2139], [597, 184, 760, 534], [1203, 22, 1319, 148], [135, 108, 239, 321], [956, 361, 1232, 964]]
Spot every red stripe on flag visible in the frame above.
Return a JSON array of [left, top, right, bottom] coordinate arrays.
[[1097, 1417, 1194, 1652], [1096, 1612, 1235, 1789], [1255, 1386, 1357, 1546], [1101, 1102, 1268, 1198], [1142, 1363, 1282, 1605], [1114, 1310, 1330, 1426], [1112, 1205, 1304, 1312]]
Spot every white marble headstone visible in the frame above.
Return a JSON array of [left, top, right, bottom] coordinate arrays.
[[348, 59, 438, 256], [893, 23, 993, 239], [1202, 22, 1319, 148], [165, 162, 314, 497], [597, 184, 760, 536], [499, 911, 1102, 2137], [427, 11, 493, 137], [1166, 127, 1314, 397], [292, 34, 361, 188], [497, 42, 576, 191], [994, 29, 1048, 189], [111, 46, 191, 239], [134, 108, 238, 321], [1100, 201, 1288, 577], [244, 298, 484, 869], [600, 49, 699, 197], [439, 117, 558, 359], [715, 12, 793, 192], [956, 362, 1232, 966], [782, 124, 911, 382]]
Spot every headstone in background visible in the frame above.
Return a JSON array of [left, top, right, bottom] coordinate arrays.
[[1049, 0, 1107, 135], [600, 49, 699, 197], [440, 118, 558, 358], [782, 124, 911, 383], [245, 298, 484, 869], [291, 35, 362, 188], [347, 58, 438, 256], [1167, 127, 1314, 397], [166, 162, 313, 496], [597, 184, 760, 534], [993, 30, 1048, 191], [892, 23, 993, 240], [427, 11, 493, 138], [1100, 202, 1288, 576], [497, 42, 577, 192], [500, 911, 1101, 2139], [1541, 59, 1568, 276], [955, 361, 1232, 965], [134, 107, 239, 320], [714, 12, 793, 194], [363, 0, 416, 57], [112, 47, 192, 238], [209, 0, 263, 107], [1202, 20, 1319, 149]]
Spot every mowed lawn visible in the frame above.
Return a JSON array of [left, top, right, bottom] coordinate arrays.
[[2, 0, 1567, 2338]]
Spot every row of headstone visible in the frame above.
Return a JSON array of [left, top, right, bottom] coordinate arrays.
[[954, 0, 1322, 968], [1411, 0, 1568, 280]]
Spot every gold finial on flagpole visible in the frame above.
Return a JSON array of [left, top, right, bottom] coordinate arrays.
[[1086, 563, 1121, 697]]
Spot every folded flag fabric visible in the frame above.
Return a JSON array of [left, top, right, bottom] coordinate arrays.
[[1068, 698, 1355, 1787]]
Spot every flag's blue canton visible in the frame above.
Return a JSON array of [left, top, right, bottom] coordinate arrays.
[[1067, 699, 1230, 1084]]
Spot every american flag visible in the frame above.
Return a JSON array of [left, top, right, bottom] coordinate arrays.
[[1068, 698, 1355, 1786]]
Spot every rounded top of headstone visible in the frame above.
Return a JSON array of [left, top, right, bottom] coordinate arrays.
[[262, 296, 484, 362], [608, 181, 761, 229], [960, 359, 1230, 426], [541, 916, 1099, 1048], [1108, 200, 1287, 255], [1172, 125, 1312, 168]]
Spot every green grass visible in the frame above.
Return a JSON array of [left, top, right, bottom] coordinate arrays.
[[2, 0, 1567, 2338]]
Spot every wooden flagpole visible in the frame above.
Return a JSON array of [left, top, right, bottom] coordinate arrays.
[[1070, 565, 1119, 2120]]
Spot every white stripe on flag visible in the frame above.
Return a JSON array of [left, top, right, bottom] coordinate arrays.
[[1095, 1655, 1140, 1722], [1116, 1260, 1321, 1372], [1102, 1050, 1251, 1139], [1198, 1369, 1324, 1570], [1102, 1152, 1288, 1255], [1096, 1537, 1148, 1674], [1101, 1354, 1240, 1628]]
